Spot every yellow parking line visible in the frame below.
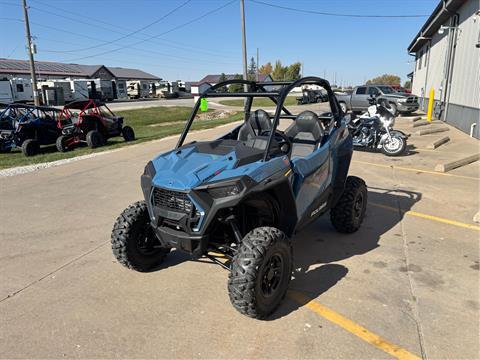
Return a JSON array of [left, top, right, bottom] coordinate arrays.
[[370, 202, 480, 231], [352, 160, 478, 180], [288, 291, 421, 360]]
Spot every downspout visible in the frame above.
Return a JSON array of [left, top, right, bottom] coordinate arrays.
[[422, 39, 432, 111], [442, 1, 460, 122]]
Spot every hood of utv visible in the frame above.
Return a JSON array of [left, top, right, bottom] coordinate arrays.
[[150, 142, 264, 191]]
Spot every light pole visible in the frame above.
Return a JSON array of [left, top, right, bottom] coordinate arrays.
[[21, 0, 40, 106]]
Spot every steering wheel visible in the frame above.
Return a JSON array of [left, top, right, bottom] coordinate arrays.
[[260, 129, 291, 154]]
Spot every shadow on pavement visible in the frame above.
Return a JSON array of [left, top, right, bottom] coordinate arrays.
[[352, 145, 418, 157], [272, 187, 422, 319]]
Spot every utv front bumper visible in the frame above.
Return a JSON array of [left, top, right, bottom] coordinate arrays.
[[153, 226, 208, 256], [141, 161, 258, 257]]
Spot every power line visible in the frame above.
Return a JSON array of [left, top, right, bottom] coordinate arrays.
[[29, 0, 238, 56], [27, 22, 237, 66], [64, 0, 236, 62], [30, 0, 192, 53], [1, 0, 238, 59], [249, 0, 429, 18], [0, 17, 238, 66]]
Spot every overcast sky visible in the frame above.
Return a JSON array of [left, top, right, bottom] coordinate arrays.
[[0, 0, 438, 85]]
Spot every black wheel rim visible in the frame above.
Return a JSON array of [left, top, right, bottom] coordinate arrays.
[[353, 193, 364, 220], [135, 224, 160, 256], [261, 253, 284, 297]]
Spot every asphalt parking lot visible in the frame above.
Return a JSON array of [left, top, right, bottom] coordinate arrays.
[[0, 116, 478, 359]]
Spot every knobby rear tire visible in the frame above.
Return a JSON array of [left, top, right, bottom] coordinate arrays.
[[330, 176, 367, 233]]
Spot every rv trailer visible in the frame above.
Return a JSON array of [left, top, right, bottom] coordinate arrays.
[[114, 80, 128, 99], [127, 80, 149, 99], [0, 80, 13, 103], [68, 79, 89, 101], [10, 78, 33, 103], [37, 80, 74, 103], [91, 79, 114, 101]]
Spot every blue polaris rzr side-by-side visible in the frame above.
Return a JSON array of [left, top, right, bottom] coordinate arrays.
[[112, 77, 367, 319], [0, 103, 62, 156]]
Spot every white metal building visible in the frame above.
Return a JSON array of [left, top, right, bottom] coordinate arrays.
[[408, 0, 480, 138]]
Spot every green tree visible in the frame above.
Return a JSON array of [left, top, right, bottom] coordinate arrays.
[[403, 80, 412, 90], [229, 74, 244, 93], [366, 74, 401, 85], [258, 62, 272, 75], [247, 57, 257, 81], [285, 62, 301, 81], [272, 60, 286, 81], [218, 73, 228, 92]]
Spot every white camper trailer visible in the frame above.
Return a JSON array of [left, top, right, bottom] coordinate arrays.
[[0, 80, 13, 103], [92, 79, 114, 101], [68, 79, 89, 101], [37, 80, 74, 103], [114, 80, 128, 99], [127, 80, 149, 99], [10, 78, 33, 102]]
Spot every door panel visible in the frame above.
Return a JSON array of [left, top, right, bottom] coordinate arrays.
[[292, 142, 331, 222], [351, 86, 368, 110]]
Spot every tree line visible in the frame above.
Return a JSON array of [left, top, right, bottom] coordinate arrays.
[[222, 58, 302, 92]]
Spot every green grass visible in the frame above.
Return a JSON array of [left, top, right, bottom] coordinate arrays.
[[218, 96, 297, 107], [0, 106, 242, 170]]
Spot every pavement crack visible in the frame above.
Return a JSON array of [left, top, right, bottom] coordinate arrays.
[[392, 168, 428, 360], [0, 241, 108, 304]]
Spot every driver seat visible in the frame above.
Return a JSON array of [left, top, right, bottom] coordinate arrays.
[[285, 111, 324, 158], [237, 109, 272, 141]]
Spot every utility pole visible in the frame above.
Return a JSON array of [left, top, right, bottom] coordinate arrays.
[[240, 0, 248, 90], [256, 48, 259, 81], [21, 0, 39, 106]]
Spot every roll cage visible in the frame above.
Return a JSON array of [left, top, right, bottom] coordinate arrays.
[[0, 103, 60, 128], [176, 76, 343, 161], [59, 100, 116, 125]]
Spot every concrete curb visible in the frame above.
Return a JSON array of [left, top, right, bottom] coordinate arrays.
[[474, 211, 480, 223], [412, 120, 430, 128], [426, 136, 450, 149], [416, 127, 450, 136], [435, 153, 480, 172], [408, 116, 424, 123]]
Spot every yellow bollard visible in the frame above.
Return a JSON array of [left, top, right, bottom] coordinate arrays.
[[427, 88, 434, 122]]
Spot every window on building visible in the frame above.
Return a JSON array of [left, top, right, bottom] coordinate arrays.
[[356, 86, 367, 95], [16, 84, 24, 92], [418, 50, 423, 70]]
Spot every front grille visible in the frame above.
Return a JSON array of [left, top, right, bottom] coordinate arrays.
[[152, 187, 193, 214], [406, 96, 418, 104]]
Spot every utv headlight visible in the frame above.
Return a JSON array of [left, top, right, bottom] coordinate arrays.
[[207, 182, 244, 198]]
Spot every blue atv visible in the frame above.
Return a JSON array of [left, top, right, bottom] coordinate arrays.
[[111, 77, 367, 319], [0, 103, 61, 156]]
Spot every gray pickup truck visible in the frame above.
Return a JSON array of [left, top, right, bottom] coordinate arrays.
[[336, 85, 419, 115]]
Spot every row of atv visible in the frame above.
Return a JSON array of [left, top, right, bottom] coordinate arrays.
[[0, 99, 135, 157]]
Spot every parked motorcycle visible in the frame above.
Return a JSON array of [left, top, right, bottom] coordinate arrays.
[[346, 96, 408, 156]]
